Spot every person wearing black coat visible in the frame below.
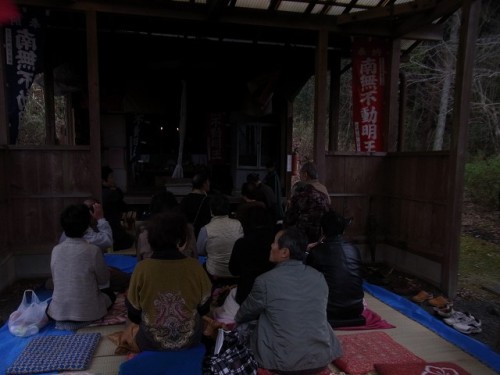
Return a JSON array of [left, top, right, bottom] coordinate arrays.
[[229, 205, 275, 305], [305, 211, 364, 323]]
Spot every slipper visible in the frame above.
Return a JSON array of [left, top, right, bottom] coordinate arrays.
[[428, 295, 451, 308], [411, 290, 433, 303], [453, 320, 482, 334], [433, 304, 454, 318]]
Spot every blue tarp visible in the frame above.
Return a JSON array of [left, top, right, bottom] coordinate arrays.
[[0, 255, 136, 374], [363, 281, 500, 373]]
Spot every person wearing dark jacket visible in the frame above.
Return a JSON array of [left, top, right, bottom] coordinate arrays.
[[305, 211, 364, 324], [229, 205, 275, 304]]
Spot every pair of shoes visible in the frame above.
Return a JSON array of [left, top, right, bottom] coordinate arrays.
[[411, 290, 433, 303], [443, 311, 478, 327], [433, 304, 454, 318], [445, 312, 482, 334], [428, 295, 451, 308], [453, 320, 482, 334]]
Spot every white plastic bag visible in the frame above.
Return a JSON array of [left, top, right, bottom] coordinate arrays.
[[8, 289, 50, 337]]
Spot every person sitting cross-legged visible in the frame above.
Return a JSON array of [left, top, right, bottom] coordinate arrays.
[[305, 211, 365, 328], [235, 228, 342, 374], [48, 204, 115, 324], [125, 212, 212, 352]]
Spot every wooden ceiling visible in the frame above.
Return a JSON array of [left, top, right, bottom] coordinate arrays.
[[18, 0, 461, 55]]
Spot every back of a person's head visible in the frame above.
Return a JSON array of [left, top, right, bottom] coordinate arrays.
[[150, 190, 179, 215], [300, 162, 318, 179], [101, 166, 113, 181], [209, 193, 230, 216], [241, 205, 274, 233], [278, 227, 307, 261], [246, 172, 260, 183], [192, 173, 209, 190], [147, 212, 187, 252], [61, 204, 90, 238], [241, 181, 258, 200], [321, 211, 347, 236]]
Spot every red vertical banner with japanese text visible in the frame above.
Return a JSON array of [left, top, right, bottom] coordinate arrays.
[[352, 38, 389, 152]]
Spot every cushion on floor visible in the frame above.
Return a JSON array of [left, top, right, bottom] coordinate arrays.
[[333, 331, 425, 375], [119, 343, 206, 375], [6, 333, 101, 375], [375, 361, 471, 375]]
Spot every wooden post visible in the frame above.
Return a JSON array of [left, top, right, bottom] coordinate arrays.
[[43, 42, 56, 145], [0, 28, 8, 145], [329, 50, 341, 152], [314, 29, 328, 179], [86, 11, 102, 200], [383, 38, 401, 152], [443, 0, 481, 297]]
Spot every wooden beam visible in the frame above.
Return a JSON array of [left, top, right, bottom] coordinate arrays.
[[86, 10, 102, 200], [0, 28, 8, 145], [314, 29, 327, 179], [401, 23, 444, 41], [395, 0, 461, 38], [383, 38, 400, 152], [443, 0, 481, 297], [337, 0, 441, 25]]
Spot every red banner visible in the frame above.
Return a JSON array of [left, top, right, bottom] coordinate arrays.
[[352, 38, 389, 152]]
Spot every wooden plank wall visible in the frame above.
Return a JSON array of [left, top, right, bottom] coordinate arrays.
[[325, 152, 449, 262], [0, 148, 7, 257], [6, 147, 93, 254]]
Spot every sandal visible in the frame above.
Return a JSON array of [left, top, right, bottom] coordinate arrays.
[[433, 304, 454, 318], [411, 290, 433, 303], [453, 318, 482, 334], [428, 295, 451, 308]]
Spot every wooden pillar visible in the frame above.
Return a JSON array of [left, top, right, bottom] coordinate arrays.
[[397, 72, 407, 151], [0, 28, 8, 145], [383, 38, 400, 152], [328, 51, 341, 152], [443, 0, 481, 297], [43, 43, 56, 145], [314, 29, 328, 179], [86, 11, 102, 200]]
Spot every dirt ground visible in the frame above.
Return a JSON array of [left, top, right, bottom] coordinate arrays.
[[369, 199, 500, 353], [1, 199, 499, 353]]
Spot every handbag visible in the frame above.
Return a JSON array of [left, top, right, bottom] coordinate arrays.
[[204, 328, 258, 375], [8, 289, 50, 337]]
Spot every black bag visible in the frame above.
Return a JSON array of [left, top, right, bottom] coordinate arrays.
[[204, 328, 258, 375]]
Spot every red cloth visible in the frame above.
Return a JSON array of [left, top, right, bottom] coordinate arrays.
[[257, 368, 332, 375], [0, 0, 20, 24], [375, 362, 471, 375], [334, 331, 425, 375]]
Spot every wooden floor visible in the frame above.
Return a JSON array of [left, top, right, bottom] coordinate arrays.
[[79, 292, 498, 375]]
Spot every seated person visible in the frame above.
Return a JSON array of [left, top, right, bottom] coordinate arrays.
[[59, 198, 112, 251], [137, 190, 196, 260], [101, 166, 134, 250], [229, 205, 275, 305], [126, 212, 212, 351], [235, 181, 266, 224], [235, 228, 342, 373], [197, 193, 243, 285], [305, 211, 365, 325], [180, 172, 212, 238], [48, 204, 115, 323]]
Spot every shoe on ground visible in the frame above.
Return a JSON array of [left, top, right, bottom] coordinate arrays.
[[433, 304, 454, 318], [453, 318, 482, 334], [411, 290, 433, 303], [443, 311, 477, 326], [428, 295, 451, 308]]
